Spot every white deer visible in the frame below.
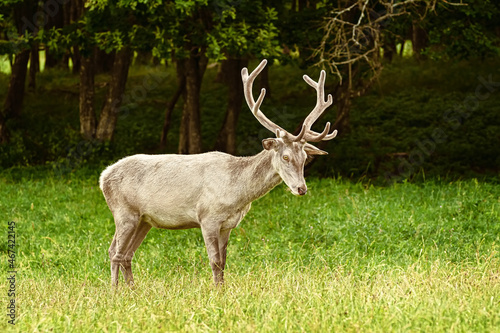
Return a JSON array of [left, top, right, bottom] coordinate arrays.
[[99, 59, 337, 285]]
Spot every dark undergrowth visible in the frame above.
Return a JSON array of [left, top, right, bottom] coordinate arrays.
[[0, 57, 499, 182]]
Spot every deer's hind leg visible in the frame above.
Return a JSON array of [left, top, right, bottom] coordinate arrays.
[[121, 220, 152, 286], [109, 210, 140, 286]]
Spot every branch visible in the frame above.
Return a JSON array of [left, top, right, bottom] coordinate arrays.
[[315, 0, 458, 85], [352, 0, 370, 45], [440, 0, 468, 5]]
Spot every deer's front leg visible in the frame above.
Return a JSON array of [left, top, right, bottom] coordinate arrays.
[[219, 229, 232, 273], [201, 225, 224, 285]]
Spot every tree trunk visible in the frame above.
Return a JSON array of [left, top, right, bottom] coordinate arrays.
[[383, 40, 396, 62], [185, 56, 203, 154], [45, 48, 59, 69], [0, 111, 9, 144], [215, 60, 227, 83], [72, 46, 81, 74], [411, 21, 428, 60], [177, 52, 207, 154], [70, 1, 84, 74], [298, 0, 307, 11], [96, 47, 133, 141], [3, 50, 30, 120], [160, 73, 185, 150], [79, 51, 96, 140], [94, 49, 116, 74], [28, 44, 39, 90], [332, 86, 352, 136], [214, 58, 248, 154], [0, 0, 36, 143], [177, 59, 189, 154], [399, 40, 406, 57]]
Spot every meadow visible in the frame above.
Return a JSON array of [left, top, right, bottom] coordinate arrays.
[[1, 170, 499, 332]]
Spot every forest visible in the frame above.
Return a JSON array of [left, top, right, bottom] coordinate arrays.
[[0, 0, 498, 180]]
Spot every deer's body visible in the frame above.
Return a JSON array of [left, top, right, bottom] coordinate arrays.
[[101, 59, 338, 285], [100, 150, 280, 232]]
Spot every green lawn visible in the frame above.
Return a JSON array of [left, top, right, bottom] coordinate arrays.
[[1, 172, 499, 332]]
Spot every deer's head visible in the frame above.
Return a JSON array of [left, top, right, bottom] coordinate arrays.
[[242, 60, 337, 196]]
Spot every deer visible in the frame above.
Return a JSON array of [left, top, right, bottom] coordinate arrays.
[[99, 59, 337, 286]]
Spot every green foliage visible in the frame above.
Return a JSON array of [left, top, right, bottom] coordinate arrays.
[[0, 173, 499, 331], [36, 0, 159, 56], [207, 3, 281, 61], [426, 0, 500, 60], [278, 3, 328, 65]]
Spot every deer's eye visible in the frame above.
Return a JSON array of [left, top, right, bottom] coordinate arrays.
[[283, 155, 289, 161]]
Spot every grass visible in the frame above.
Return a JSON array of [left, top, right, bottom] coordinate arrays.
[[1, 171, 499, 332]]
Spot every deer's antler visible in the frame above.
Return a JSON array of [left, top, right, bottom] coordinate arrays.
[[299, 70, 338, 142], [242, 60, 287, 138], [242, 60, 337, 143]]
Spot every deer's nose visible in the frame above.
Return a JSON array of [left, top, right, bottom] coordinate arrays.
[[297, 186, 307, 196]]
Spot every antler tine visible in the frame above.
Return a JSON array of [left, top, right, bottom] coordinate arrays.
[[305, 122, 338, 142], [252, 87, 266, 117], [242, 60, 286, 135], [300, 70, 336, 142], [294, 124, 307, 142], [307, 122, 330, 142]]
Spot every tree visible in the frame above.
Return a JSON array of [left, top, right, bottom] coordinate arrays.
[[154, 1, 281, 154], [213, 58, 248, 154], [176, 48, 207, 154], [425, 0, 500, 60], [0, 0, 37, 143], [79, 47, 96, 140], [149, 1, 211, 154], [61, 0, 137, 141], [313, 0, 465, 135], [96, 46, 133, 140], [210, 2, 281, 154]]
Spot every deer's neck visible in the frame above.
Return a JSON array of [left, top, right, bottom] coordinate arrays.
[[232, 150, 282, 204]]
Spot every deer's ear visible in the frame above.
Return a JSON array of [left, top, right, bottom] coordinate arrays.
[[304, 143, 328, 156], [262, 138, 279, 151]]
